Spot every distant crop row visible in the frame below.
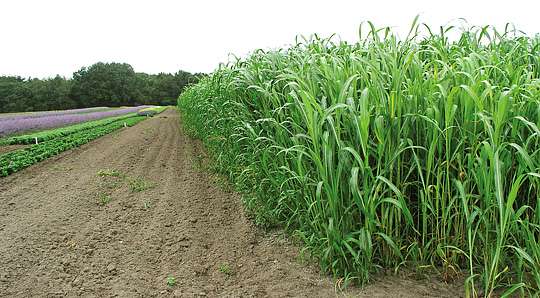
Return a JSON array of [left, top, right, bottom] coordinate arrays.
[[0, 106, 109, 121], [0, 105, 154, 139], [1, 113, 138, 145], [137, 106, 161, 116], [0, 106, 169, 177], [178, 19, 540, 298], [0, 116, 146, 177]]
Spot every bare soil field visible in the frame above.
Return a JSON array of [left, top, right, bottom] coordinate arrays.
[[0, 108, 467, 297]]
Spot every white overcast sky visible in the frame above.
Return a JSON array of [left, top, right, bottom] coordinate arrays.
[[0, 0, 538, 79]]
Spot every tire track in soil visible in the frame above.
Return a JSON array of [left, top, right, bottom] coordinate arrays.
[[0, 108, 466, 298]]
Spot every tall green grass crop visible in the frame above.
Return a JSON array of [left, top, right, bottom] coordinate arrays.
[[178, 19, 540, 297]]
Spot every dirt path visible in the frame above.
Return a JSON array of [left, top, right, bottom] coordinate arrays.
[[0, 108, 465, 297]]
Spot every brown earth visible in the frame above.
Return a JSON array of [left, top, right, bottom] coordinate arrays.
[[0, 107, 469, 297], [0, 144, 27, 156]]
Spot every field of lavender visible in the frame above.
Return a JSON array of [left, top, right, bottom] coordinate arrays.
[[0, 106, 168, 177], [0, 106, 154, 139], [2, 113, 140, 145], [0, 107, 109, 121]]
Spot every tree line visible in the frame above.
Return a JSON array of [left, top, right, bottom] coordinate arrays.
[[0, 62, 205, 113]]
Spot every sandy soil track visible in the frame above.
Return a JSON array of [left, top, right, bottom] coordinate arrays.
[[0, 108, 465, 297]]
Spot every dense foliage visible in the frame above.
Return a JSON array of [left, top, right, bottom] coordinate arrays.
[[178, 20, 540, 298], [0, 62, 204, 113]]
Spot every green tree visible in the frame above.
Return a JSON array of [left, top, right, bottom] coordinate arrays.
[[147, 70, 203, 106], [32, 75, 75, 111], [70, 62, 138, 108], [0, 65, 204, 112], [0, 81, 34, 113], [134, 72, 154, 105]]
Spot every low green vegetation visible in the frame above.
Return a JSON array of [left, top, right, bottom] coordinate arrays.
[[100, 181, 122, 187], [52, 166, 73, 171], [93, 169, 153, 205], [126, 175, 153, 192], [220, 265, 230, 275], [1, 113, 139, 145], [0, 116, 146, 177], [178, 18, 540, 297], [138, 105, 170, 117], [93, 191, 114, 205], [138, 106, 159, 116]]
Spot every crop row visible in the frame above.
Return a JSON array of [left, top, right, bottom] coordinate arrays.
[[0, 116, 146, 177], [1, 113, 138, 145], [2, 106, 170, 145], [0, 106, 109, 122], [137, 106, 169, 116], [138, 107, 158, 116], [0, 105, 154, 139]]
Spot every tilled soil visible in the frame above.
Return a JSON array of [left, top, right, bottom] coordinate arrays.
[[0, 108, 466, 297]]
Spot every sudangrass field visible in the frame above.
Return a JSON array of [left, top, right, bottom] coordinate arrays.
[[178, 20, 540, 297]]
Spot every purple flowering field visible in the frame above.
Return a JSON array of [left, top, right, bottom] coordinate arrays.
[[0, 107, 109, 122], [0, 106, 154, 139]]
